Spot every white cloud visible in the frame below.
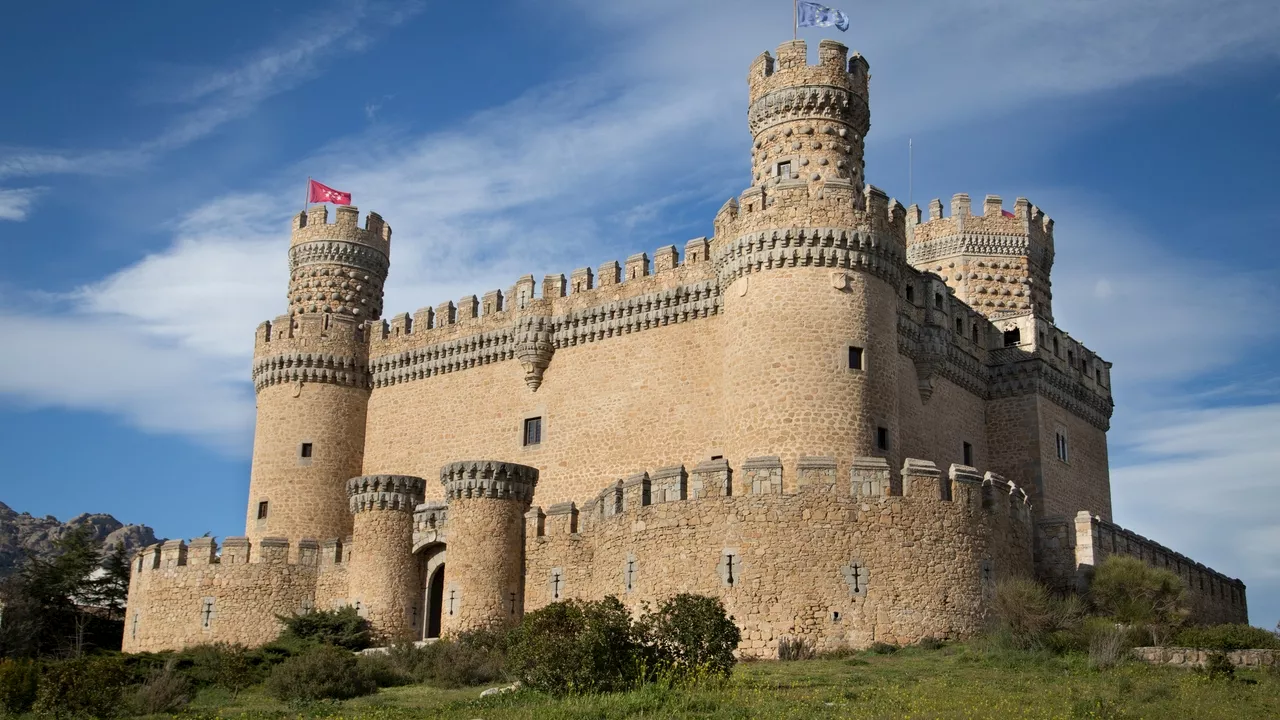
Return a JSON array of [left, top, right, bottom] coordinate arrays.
[[0, 187, 44, 221]]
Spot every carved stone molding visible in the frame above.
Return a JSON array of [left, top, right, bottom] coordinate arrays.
[[252, 352, 370, 392], [347, 475, 426, 513], [441, 460, 539, 504], [513, 315, 554, 391]]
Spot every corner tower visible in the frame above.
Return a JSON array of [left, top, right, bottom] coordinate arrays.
[[715, 40, 907, 485], [246, 205, 391, 547]]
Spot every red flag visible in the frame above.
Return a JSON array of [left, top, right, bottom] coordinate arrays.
[[1001, 209, 1016, 218], [308, 179, 351, 205]]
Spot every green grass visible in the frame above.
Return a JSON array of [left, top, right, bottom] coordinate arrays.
[[178, 644, 1280, 719]]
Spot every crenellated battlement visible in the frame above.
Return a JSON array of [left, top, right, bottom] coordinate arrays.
[[291, 205, 391, 256], [748, 39, 869, 120], [347, 474, 426, 513], [441, 460, 539, 503], [130, 535, 348, 574], [252, 313, 370, 391], [525, 455, 1031, 541]]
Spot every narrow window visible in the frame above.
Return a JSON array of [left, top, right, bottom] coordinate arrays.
[[955, 318, 963, 334], [1052, 337, 1060, 356], [905, 285, 915, 303], [972, 325, 979, 343], [1096, 368, 1103, 385], [257, 501, 269, 520], [777, 161, 791, 179], [876, 426, 889, 451], [523, 417, 542, 446], [201, 598, 215, 629], [300, 442, 313, 458], [1068, 350, 1075, 367], [934, 293, 944, 310], [1003, 328, 1021, 347], [847, 346, 863, 370], [963, 442, 973, 466], [1055, 432, 1069, 463]]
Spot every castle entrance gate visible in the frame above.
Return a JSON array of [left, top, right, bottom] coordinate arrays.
[[418, 544, 446, 640]]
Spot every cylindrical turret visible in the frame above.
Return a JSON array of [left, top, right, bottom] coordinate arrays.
[[718, 41, 904, 486], [439, 461, 538, 634], [347, 474, 425, 641], [246, 205, 391, 548], [747, 39, 870, 197]]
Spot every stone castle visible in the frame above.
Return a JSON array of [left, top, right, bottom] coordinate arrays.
[[123, 39, 1247, 654]]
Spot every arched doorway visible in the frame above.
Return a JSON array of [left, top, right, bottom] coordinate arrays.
[[425, 563, 445, 639], [418, 544, 446, 640]]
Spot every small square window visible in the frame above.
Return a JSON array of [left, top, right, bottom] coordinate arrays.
[[848, 346, 863, 370], [523, 417, 542, 446], [257, 501, 269, 520], [300, 442, 313, 458], [777, 161, 791, 178], [963, 442, 973, 466], [1003, 328, 1021, 347], [876, 426, 889, 452]]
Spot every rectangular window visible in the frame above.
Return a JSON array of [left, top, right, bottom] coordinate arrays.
[[963, 442, 973, 466], [523, 417, 542, 446], [847, 346, 863, 370], [876, 426, 889, 452], [1096, 368, 1103, 385], [257, 501, 269, 520], [1055, 432, 1069, 463], [300, 442, 313, 458], [1003, 328, 1021, 347], [777, 161, 791, 178], [955, 318, 963, 334]]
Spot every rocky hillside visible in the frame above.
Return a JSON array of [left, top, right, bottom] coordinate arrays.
[[0, 501, 161, 577]]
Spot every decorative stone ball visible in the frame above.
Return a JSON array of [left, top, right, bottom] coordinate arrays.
[[784, 128, 793, 136], [819, 158, 828, 166], [811, 173, 821, 181], [792, 141, 801, 150], [839, 127, 848, 137], [801, 158, 810, 166]]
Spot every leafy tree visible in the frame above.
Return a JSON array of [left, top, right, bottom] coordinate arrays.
[[639, 593, 741, 679]]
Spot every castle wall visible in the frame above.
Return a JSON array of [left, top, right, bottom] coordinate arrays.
[[1037, 398, 1111, 521], [895, 357, 989, 474], [525, 457, 1034, 655], [361, 269, 726, 508], [123, 538, 334, 653], [1036, 513, 1247, 625]]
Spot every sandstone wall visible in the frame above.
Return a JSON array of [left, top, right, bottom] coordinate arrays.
[[123, 537, 344, 652], [348, 475, 422, 642], [525, 456, 1034, 655], [1035, 512, 1247, 625]]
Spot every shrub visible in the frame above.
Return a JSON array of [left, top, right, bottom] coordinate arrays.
[[1173, 624, 1280, 651], [1087, 624, 1128, 669], [777, 637, 816, 661], [0, 659, 39, 715], [916, 636, 944, 651], [991, 578, 1082, 650], [356, 652, 415, 688], [868, 642, 900, 655], [414, 632, 507, 687], [127, 665, 192, 715], [176, 642, 263, 695], [276, 606, 371, 651], [1203, 651, 1235, 681], [640, 594, 741, 679], [32, 656, 132, 719], [507, 597, 642, 695], [1089, 556, 1187, 644], [264, 644, 376, 702]]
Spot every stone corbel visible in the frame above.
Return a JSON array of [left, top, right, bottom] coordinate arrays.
[[514, 315, 555, 391], [913, 325, 949, 403]]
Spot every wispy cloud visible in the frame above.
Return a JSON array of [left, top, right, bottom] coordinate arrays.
[[0, 187, 45, 221], [0, 1, 425, 181]]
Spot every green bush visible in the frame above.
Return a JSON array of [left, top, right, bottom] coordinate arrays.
[[276, 606, 371, 651], [414, 632, 507, 687], [1173, 624, 1280, 651], [355, 652, 415, 688], [174, 642, 264, 695], [32, 656, 133, 719], [991, 578, 1083, 650], [1090, 556, 1187, 644], [264, 644, 376, 702], [1203, 651, 1235, 681], [0, 659, 39, 715], [868, 642, 900, 655], [776, 637, 816, 661], [507, 597, 643, 695], [640, 594, 741, 679], [916, 636, 944, 651], [126, 665, 192, 715]]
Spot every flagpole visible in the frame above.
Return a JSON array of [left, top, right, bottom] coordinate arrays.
[[908, 140, 913, 207], [793, 0, 798, 40], [303, 176, 311, 214]]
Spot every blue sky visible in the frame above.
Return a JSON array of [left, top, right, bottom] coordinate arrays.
[[1, 0, 1278, 629]]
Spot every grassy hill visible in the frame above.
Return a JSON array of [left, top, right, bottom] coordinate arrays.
[[183, 643, 1278, 719]]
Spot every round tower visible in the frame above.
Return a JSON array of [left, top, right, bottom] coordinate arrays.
[[438, 461, 538, 635], [246, 204, 391, 548], [347, 474, 425, 641], [717, 40, 905, 484]]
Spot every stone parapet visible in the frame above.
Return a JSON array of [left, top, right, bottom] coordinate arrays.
[[441, 461, 539, 503], [1132, 647, 1277, 670], [347, 475, 426, 513]]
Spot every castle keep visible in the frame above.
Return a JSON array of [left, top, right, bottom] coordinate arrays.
[[124, 39, 1247, 654]]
